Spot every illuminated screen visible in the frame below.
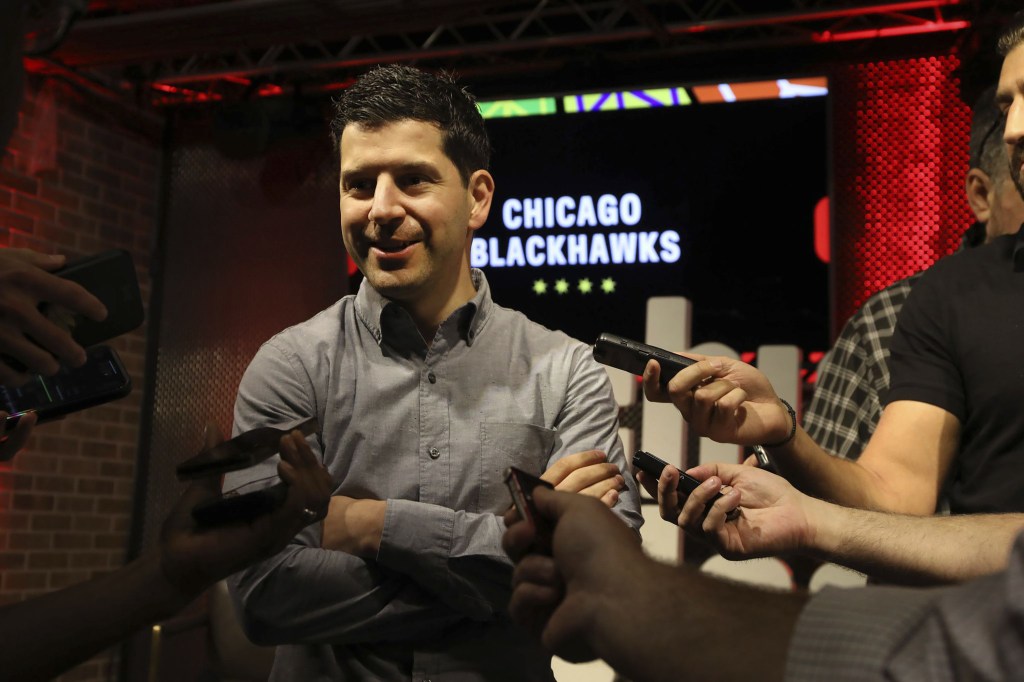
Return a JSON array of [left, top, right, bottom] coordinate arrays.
[[476, 82, 830, 353]]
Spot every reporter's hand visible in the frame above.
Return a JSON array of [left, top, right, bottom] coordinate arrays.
[[0, 249, 106, 385], [542, 450, 624, 508], [642, 354, 790, 447], [677, 462, 817, 560], [157, 424, 332, 603], [0, 410, 36, 461], [504, 488, 643, 662]]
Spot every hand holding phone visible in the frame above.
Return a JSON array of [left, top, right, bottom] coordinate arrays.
[[45, 249, 144, 348], [504, 466, 555, 553], [0, 248, 109, 382], [176, 417, 320, 526], [631, 450, 739, 522], [593, 333, 695, 387], [1, 345, 131, 435]]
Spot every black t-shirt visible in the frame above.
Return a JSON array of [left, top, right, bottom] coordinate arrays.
[[886, 231, 1024, 513]]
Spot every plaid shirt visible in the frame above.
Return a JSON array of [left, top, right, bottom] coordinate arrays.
[[803, 273, 922, 460]]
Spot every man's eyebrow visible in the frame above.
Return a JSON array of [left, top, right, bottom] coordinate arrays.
[[341, 161, 439, 180]]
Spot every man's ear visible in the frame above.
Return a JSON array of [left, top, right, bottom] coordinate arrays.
[[467, 170, 495, 232], [965, 168, 994, 224]]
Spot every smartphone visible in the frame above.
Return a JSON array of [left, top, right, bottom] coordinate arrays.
[[191, 479, 290, 527], [175, 416, 319, 480], [46, 249, 145, 348], [631, 450, 738, 521], [504, 466, 554, 552], [1, 345, 131, 432], [593, 332, 695, 387]]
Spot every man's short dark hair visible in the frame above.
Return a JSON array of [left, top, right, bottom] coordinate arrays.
[[997, 10, 1024, 56], [969, 86, 1006, 178], [329, 64, 491, 185]]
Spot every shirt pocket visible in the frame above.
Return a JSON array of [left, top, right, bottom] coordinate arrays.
[[477, 422, 557, 514]]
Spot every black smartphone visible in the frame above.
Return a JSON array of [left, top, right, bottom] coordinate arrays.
[[191, 480, 290, 527], [631, 450, 738, 521], [175, 416, 319, 480], [504, 466, 554, 551], [46, 249, 145, 348], [1, 345, 131, 432], [593, 332, 695, 387]]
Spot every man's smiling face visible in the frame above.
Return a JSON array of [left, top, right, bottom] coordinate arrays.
[[339, 119, 479, 308]]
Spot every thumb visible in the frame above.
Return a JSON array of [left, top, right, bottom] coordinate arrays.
[[203, 422, 225, 449]]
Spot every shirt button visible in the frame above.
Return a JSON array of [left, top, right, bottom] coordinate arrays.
[[428, 447, 440, 459], [427, 372, 437, 384]]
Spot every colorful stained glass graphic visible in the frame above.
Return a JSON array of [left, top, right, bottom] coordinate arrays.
[[692, 78, 828, 104], [478, 97, 558, 119], [563, 87, 691, 113]]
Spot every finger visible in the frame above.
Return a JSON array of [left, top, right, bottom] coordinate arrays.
[[204, 422, 225, 449], [701, 487, 742, 534], [541, 450, 606, 486], [657, 466, 682, 523], [598, 487, 619, 508], [0, 411, 36, 461], [512, 554, 562, 588], [23, 268, 107, 322], [0, 330, 62, 376], [636, 470, 658, 499], [688, 379, 737, 426], [678, 475, 723, 530], [555, 462, 620, 493], [9, 249, 66, 272], [13, 310, 87, 369], [508, 581, 562, 638], [0, 357, 31, 388], [576, 474, 623, 502], [641, 360, 668, 402], [502, 513, 539, 561]]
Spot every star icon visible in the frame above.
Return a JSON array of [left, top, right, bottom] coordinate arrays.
[[532, 279, 548, 295], [600, 277, 616, 294], [554, 279, 570, 294], [578, 278, 593, 294]]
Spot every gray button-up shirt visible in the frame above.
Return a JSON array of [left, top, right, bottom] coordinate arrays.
[[225, 269, 643, 681]]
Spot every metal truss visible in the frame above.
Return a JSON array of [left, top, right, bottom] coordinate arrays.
[[43, 0, 972, 105]]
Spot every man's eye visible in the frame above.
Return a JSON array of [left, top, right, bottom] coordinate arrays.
[[347, 180, 374, 192]]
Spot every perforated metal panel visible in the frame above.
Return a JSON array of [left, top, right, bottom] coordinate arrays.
[[133, 117, 346, 556], [831, 53, 972, 337]]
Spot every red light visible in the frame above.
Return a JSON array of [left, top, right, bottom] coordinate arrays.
[[813, 20, 969, 43]]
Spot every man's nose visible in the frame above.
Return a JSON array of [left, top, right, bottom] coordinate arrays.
[[1004, 99, 1024, 149], [368, 177, 405, 226]]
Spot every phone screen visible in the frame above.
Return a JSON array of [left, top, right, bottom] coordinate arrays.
[[1, 346, 131, 425]]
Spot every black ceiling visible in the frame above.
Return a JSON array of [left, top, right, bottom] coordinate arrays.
[[21, 0, 1016, 107]]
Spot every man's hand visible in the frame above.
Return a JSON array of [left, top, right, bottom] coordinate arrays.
[[0, 248, 107, 385], [321, 495, 387, 557], [672, 462, 819, 560], [0, 410, 36, 462], [504, 487, 643, 662], [157, 425, 333, 605], [541, 449, 624, 508], [641, 354, 790, 447]]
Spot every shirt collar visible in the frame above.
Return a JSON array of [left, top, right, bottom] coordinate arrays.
[[354, 268, 493, 347]]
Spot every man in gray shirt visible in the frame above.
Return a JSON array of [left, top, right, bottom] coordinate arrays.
[[225, 64, 643, 681]]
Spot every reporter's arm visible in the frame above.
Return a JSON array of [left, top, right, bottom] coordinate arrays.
[[504, 488, 806, 682], [0, 428, 330, 682], [678, 463, 1020, 584], [643, 353, 958, 514]]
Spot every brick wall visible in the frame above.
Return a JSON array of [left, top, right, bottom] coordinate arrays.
[[0, 78, 161, 682]]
